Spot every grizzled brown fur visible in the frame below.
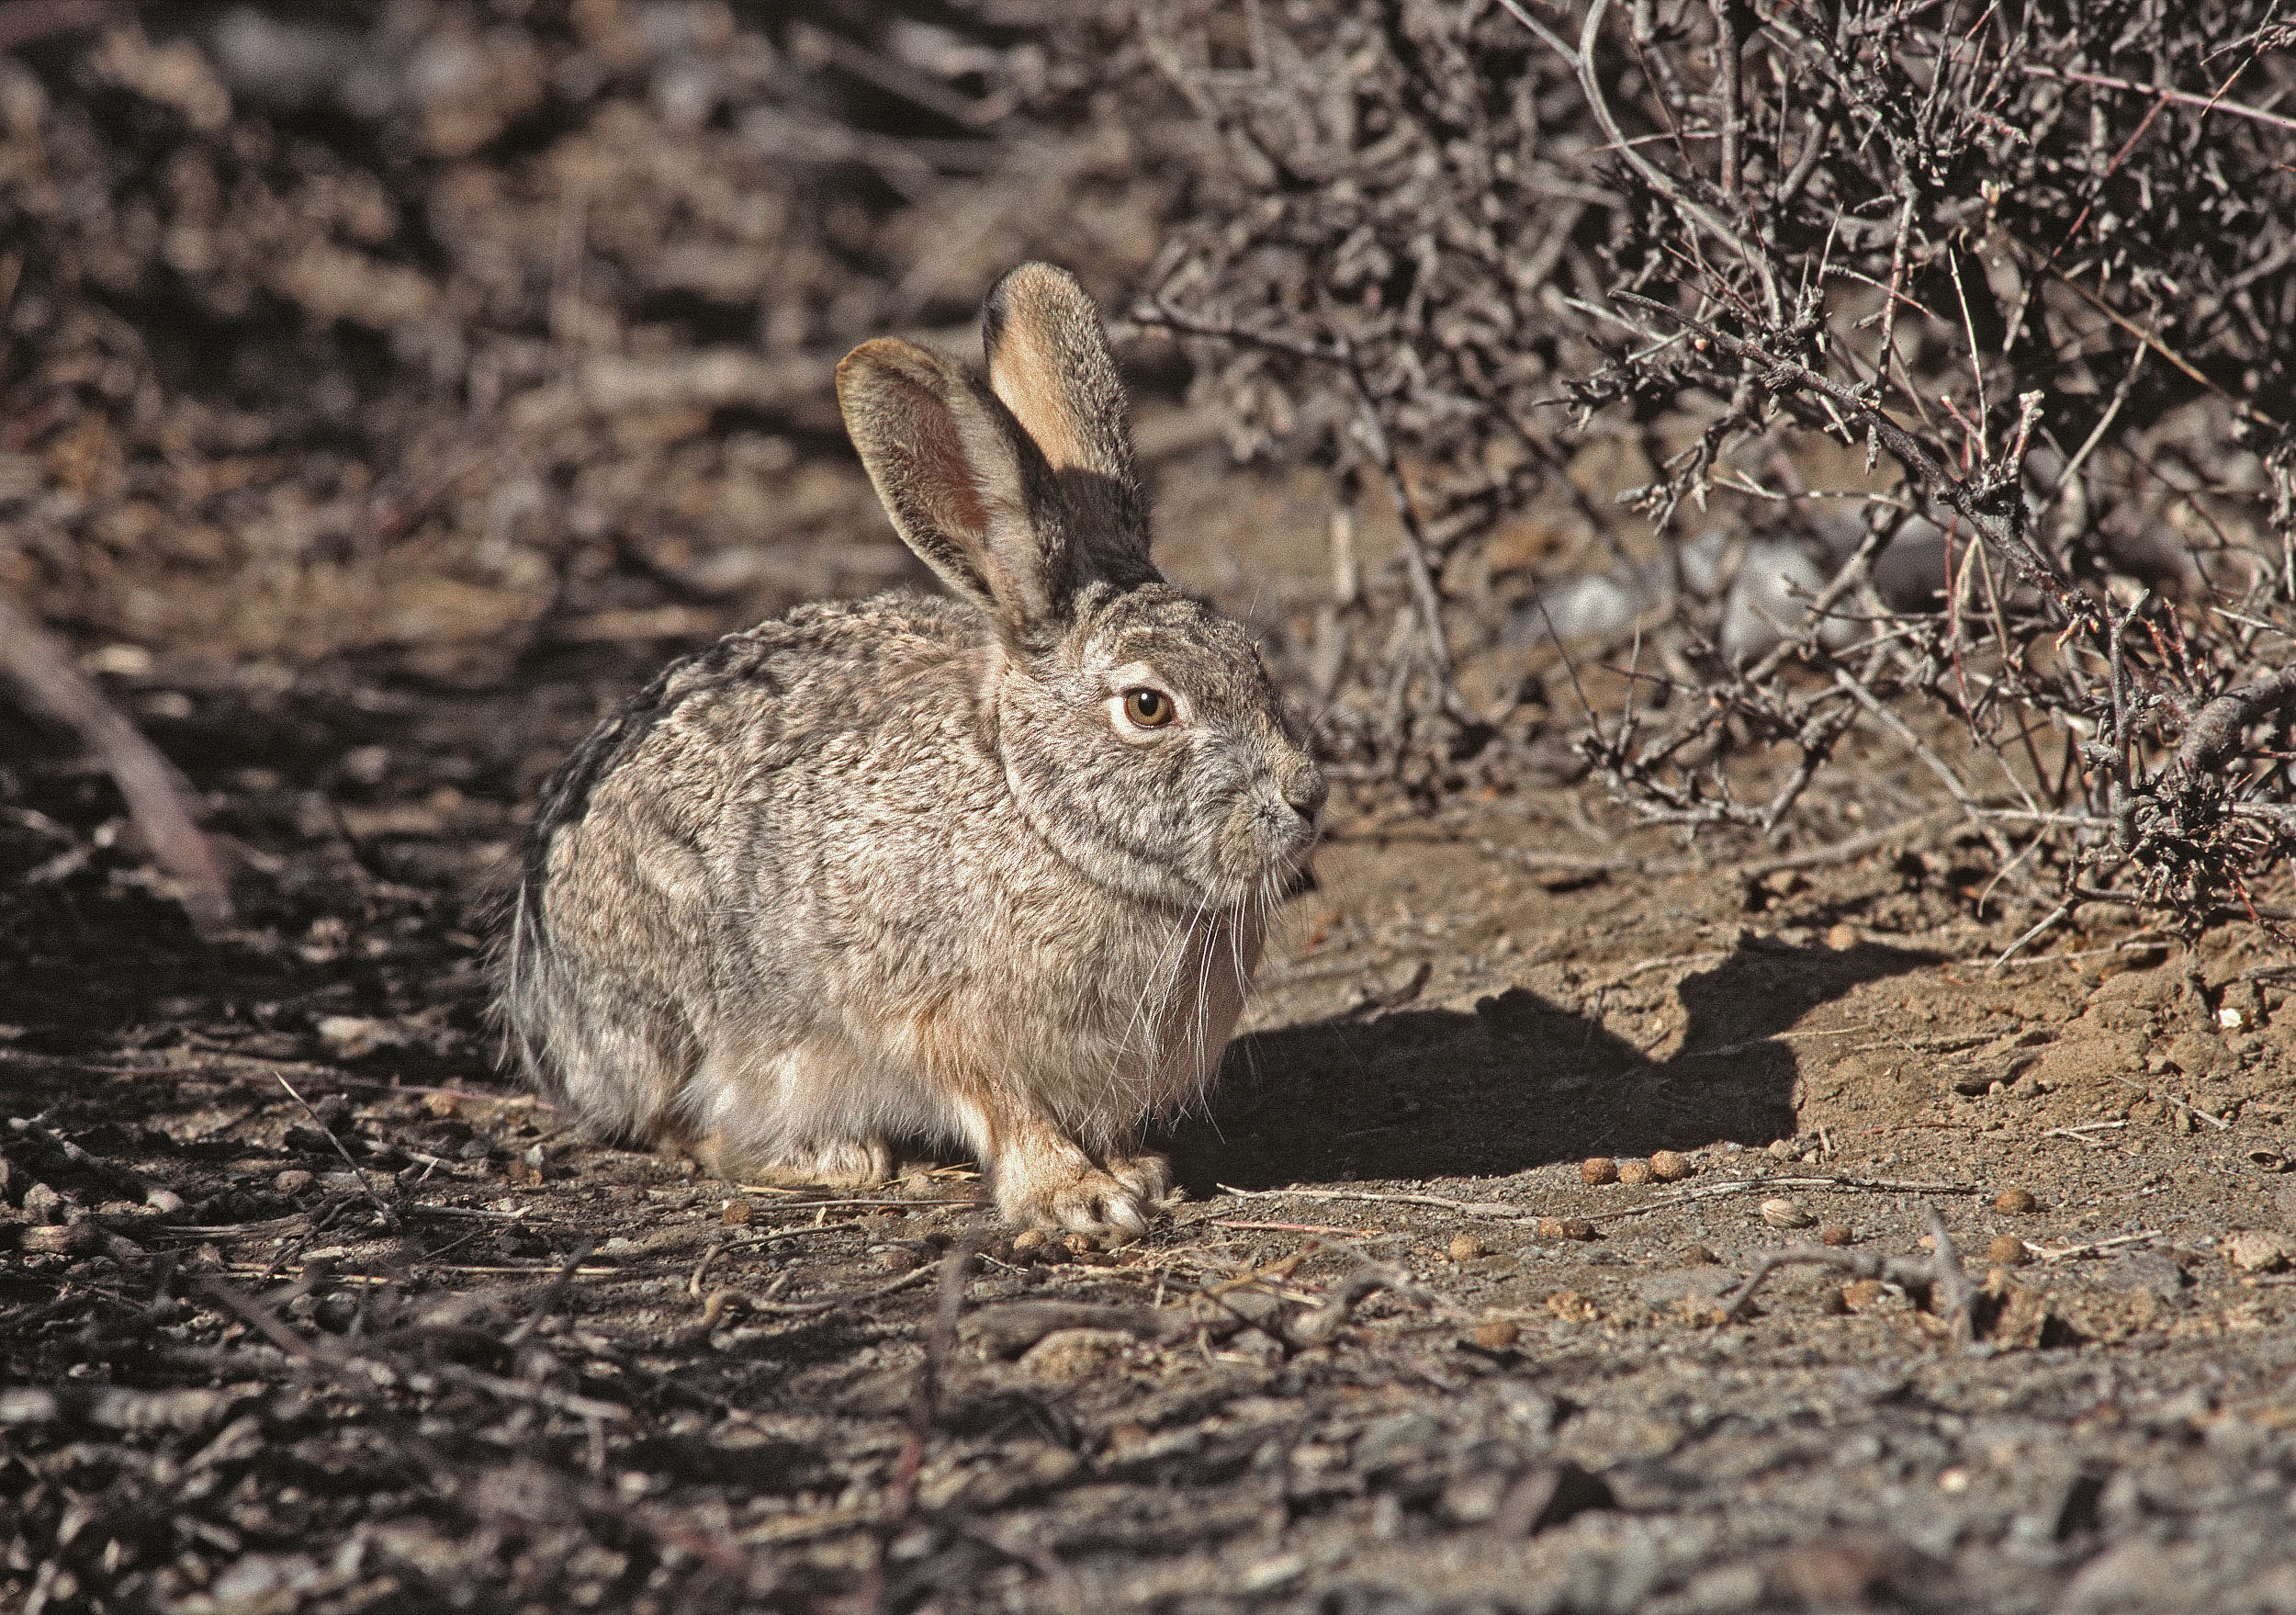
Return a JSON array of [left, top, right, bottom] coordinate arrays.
[[501, 265, 1324, 1238]]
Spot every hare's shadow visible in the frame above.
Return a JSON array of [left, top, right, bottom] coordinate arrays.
[[1163, 935, 1937, 1191]]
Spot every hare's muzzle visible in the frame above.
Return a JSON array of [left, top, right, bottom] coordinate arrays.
[[1281, 758, 1329, 828]]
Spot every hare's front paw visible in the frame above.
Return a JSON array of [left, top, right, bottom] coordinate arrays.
[[997, 1146, 1170, 1244], [1105, 1151, 1174, 1206]]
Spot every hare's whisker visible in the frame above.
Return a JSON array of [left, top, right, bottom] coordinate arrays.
[[1119, 885, 1212, 1100]]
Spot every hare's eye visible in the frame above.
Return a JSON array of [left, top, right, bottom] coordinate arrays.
[[1122, 687, 1176, 728]]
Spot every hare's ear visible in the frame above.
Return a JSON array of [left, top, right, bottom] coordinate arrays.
[[838, 336, 1070, 640], [983, 264, 1154, 588]]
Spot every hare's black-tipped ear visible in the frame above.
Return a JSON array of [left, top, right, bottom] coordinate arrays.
[[983, 263, 1154, 588], [838, 336, 1069, 640]]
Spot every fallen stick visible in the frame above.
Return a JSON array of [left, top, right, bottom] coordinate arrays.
[[2027, 1228, 2161, 1262], [695, 1263, 939, 1320], [2043, 1122, 2127, 1147], [0, 593, 231, 936], [1593, 1173, 1984, 1222], [1210, 1220, 1385, 1237], [1218, 1173, 1986, 1227], [1217, 1182, 1542, 1220]]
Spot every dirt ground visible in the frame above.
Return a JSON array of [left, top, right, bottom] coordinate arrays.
[[5, 435, 2296, 1615]]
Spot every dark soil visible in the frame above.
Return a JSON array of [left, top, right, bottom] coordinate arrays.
[[6, 445, 2295, 1615]]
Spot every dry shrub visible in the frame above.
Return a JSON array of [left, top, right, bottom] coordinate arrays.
[[1136, 0, 2296, 938]]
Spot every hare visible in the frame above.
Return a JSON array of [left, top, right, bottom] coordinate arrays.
[[499, 264, 1325, 1240]]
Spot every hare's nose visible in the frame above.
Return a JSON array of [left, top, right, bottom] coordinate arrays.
[[1282, 759, 1328, 824]]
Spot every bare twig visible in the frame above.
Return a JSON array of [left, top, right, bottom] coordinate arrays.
[[1719, 1203, 1974, 1343], [2019, 62, 2296, 135]]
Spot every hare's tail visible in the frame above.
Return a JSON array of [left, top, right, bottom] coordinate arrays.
[[498, 868, 556, 1096]]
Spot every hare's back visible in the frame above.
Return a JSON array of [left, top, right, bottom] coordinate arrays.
[[527, 593, 985, 854]]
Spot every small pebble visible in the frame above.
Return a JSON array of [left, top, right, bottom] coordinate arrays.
[[1010, 1228, 1051, 1261], [1766, 1138, 1797, 1161], [876, 1245, 924, 1273], [1993, 1188, 2038, 1214], [1470, 1320, 1520, 1350], [1825, 923, 1861, 951], [1682, 1244, 1720, 1266], [1986, 1234, 2029, 1268], [1581, 1156, 1618, 1186], [422, 1091, 459, 1119], [2225, 1228, 2296, 1274], [1760, 1196, 1813, 1229], [1018, 1327, 1129, 1385], [1546, 1290, 1595, 1321], [1649, 1150, 1693, 1182], [1448, 1232, 1487, 1261], [1841, 1278, 1885, 1310], [21, 1221, 100, 1258], [1820, 1224, 1853, 1248], [275, 1169, 314, 1196], [1616, 1160, 1653, 1187], [1536, 1216, 1595, 1241], [722, 1198, 755, 1226]]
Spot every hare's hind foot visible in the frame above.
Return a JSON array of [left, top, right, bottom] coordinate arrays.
[[996, 1141, 1174, 1245], [700, 1134, 894, 1189]]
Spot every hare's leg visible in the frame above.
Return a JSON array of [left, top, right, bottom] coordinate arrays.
[[702, 1135, 893, 1188], [690, 1039, 895, 1188]]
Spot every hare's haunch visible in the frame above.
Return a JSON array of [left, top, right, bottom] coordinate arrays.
[[500, 265, 1324, 1240]]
